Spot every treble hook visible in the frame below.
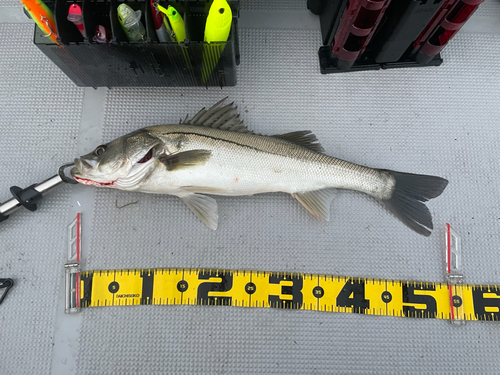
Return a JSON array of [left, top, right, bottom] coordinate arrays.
[[41, 15, 57, 39]]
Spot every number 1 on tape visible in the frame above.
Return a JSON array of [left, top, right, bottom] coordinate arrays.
[[66, 222, 500, 322], [75, 267, 500, 322]]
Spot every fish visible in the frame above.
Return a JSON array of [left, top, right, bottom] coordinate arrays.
[[71, 99, 448, 236]]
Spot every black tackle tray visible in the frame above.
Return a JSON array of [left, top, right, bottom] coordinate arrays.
[[33, 0, 240, 87]]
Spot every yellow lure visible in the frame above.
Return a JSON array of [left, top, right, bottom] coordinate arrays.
[[204, 0, 232, 43], [157, 4, 185, 42], [201, 0, 232, 83]]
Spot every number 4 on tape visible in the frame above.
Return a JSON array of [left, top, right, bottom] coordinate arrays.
[[74, 268, 500, 322], [67, 222, 500, 322]]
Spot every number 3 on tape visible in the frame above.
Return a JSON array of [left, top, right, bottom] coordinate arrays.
[[77, 268, 500, 322]]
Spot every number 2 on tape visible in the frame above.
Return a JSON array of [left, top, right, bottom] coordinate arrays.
[[79, 268, 500, 322]]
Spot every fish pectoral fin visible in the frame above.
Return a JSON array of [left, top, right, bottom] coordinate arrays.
[[292, 189, 337, 221], [179, 193, 218, 230], [273, 131, 325, 153], [158, 150, 211, 171]]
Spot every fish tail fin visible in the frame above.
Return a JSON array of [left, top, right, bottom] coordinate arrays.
[[379, 170, 448, 237]]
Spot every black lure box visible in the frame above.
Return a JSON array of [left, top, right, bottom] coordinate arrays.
[[33, 0, 240, 87]]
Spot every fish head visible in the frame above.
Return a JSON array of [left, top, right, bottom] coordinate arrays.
[[71, 130, 161, 188]]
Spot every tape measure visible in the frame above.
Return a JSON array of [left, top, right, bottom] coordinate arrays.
[[65, 216, 499, 322], [77, 268, 500, 322]]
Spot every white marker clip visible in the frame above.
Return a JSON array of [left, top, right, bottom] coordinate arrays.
[[446, 223, 463, 283], [65, 213, 82, 314], [445, 223, 465, 325]]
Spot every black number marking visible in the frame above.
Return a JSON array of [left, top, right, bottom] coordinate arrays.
[[268, 274, 303, 309], [452, 295, 462, 308], [108, 281, 120, 294], [80, 272, 93, 308], [140, 271, 154, 305], [197, 271, 233, 306], [245, 282, 256, 295], [177, 280, 188, 292], [472, 286, 500, 321], [312, 286, 324, 299], [402, 283, 437, 318], [336, 279, 369, 313], [381, 291, 392, 303]]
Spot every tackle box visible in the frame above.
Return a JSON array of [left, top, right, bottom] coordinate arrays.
[[308, 0, 483, 74], [32, 0, 240, 87]]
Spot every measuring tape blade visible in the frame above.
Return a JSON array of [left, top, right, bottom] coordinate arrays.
[[78, 268, 500, 322]]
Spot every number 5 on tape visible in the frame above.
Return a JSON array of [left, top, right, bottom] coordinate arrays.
[[77, 268, 499, 322]]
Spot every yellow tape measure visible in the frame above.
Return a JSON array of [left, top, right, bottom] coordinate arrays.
[[78, 268, 500, 322]]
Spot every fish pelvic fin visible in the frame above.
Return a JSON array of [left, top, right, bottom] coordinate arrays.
[[179, 193, 218, 230], [379, 170, 448, 237], [292, 189, 337, 221]]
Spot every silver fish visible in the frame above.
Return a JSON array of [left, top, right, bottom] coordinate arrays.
[[71, 99, 448, 236]]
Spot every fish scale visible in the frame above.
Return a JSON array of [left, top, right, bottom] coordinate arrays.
[[145, 125, 381, 196], [71, 99, 448, 236]]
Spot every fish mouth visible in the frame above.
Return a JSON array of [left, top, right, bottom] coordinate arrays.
[[72, 158, 99, 175], [71, 158, 117, 187], [71, 147, 157, 189], [73, 176, 116, 187]]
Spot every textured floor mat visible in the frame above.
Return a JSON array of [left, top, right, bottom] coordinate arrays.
[[0, 24, 84, 375], [1, 1, 500, 373], [475, 0, 500, 17], [74, 29, 500, 373]]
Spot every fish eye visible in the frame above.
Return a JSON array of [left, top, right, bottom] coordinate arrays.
[[94, 145, 106, 156]]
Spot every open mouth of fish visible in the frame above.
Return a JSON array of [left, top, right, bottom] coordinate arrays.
[[71, 147, 156, 188]]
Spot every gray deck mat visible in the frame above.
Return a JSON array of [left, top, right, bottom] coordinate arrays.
[[1, 2, 499, 374]]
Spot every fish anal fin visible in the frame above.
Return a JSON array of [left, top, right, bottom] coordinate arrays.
[[158, 150, 211, 171], [292, 188, 337, 221], [273, 131, 325, 153], [179, 193, 218, 230]]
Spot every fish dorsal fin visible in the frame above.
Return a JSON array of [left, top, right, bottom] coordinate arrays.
[[273, 131, 325, 153], [180, 97, 253, 134], [292, 189, 337, 221]]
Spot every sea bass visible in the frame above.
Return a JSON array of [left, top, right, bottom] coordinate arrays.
[[71, 99, 448, 236]]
